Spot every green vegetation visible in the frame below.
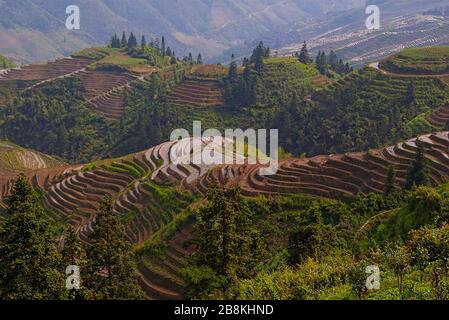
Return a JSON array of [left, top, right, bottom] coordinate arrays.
[[0, 54, 15, 69], [0, 175, 145, 300], [184, 180, 449, 300], [381, 46, 449, 74], [85, 196, 144, 299], [0, 175, 67, 299]]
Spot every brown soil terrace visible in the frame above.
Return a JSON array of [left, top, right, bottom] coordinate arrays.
[[2, 131, 449, 299]]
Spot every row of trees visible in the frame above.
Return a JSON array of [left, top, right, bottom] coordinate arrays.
[[110, 32, 203, 65], [0, 175, 143, 299], [296, 41, 352, 75]]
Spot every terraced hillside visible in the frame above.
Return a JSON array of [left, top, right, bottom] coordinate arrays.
[[0, 141, 63, 173], [168, 79, 224, 107], [427, 103, 449, 129], [0, 57, 92, 84], [380, 47, 449, 75], [255, 57, 320, 107], [3, 131, 449, 298], [77, 70, 137, 120], [0, 141, 69, 212], [191, 132, 449, 199]]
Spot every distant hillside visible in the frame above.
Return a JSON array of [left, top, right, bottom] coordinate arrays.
[[277, 0, 449, 67], [0, 0, 365, 64], [0, 141, 64, 174]]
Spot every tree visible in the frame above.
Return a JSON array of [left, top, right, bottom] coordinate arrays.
[[127, 32, 138, 48], [298, 41, 311, 64], [121, 32, 127, 47], [197, 53, 203, 65], [250, 41, 269, 73], [385, 166, 397, 195], [316, 51, 328, 75], [161, 36, 166, 56], [110, 34, 120, 48], [141, 35, 147, 49], [61, 226, 88, 300], [349, 261, 369, 299], [384, 244, 410, 298], [0, 174, 67, 300], [405, 143, 428, 190], [166, 46, 172, 57], [188, 185, 267, 298], [288, 205, 338, 264], [85, 197, 143, 300], [228, 61, 238, 83]]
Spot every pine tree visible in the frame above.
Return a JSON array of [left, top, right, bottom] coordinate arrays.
[[127, 32, 137, 48], [405, 143, 428, 190], [161, 36, 166, 56], [62, 226, 88, 300], [251, 41, 268, 73], [121, 32, 127, 47], [385, 166, 397, 195], [85, 196, 143, 300], [166, 46, 172, 57], [298, 41, 311, 64], [141, 35, 146, 49], [110, 34, 120, 48], [0, 174, 67, 300], [329, 50, 338, 70], [197, 53, 203, 65], [154, 37, 160, 53], [228, 61, 238, 83], [191, 185, 267, 298]]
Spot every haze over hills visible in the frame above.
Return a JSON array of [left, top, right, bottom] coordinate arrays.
[[2, 0, 449, 65], [277, 0, 449, 67], [0, 0, 365, 64]]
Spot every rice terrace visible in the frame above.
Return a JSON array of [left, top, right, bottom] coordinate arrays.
[[1, 0, 449, 310]]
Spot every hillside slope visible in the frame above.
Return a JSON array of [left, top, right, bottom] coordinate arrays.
[[278, 0, 449, 67], [2, 130, 449, 298], [0, 0, 365, 64]]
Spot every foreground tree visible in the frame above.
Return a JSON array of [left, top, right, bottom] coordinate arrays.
[[185, 185, 267, 299], [0, 174, 66, 299], [62, 226, 88, 299], [298, 41, 311, 64], [85, 197, 143, 300], [405, 143, 428, 190], [385, 166, 397, 195]]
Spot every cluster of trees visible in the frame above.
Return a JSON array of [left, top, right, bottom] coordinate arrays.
[[0, 175, 143, 299], [295, 41, 352, 75], [315, 50, 352, 75], [110, 32, 203, 66]]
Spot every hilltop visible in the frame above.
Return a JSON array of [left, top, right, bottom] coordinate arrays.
[[380, 46, 449, 75]]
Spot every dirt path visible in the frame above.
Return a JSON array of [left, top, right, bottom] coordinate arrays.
[[358, 208, 398, 233], [369, 62, 449, 78]]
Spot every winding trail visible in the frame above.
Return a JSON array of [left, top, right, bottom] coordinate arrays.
[[369, 62, 449, 78]]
